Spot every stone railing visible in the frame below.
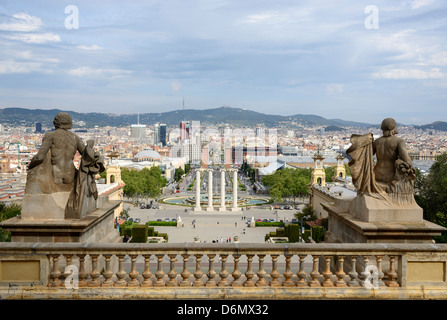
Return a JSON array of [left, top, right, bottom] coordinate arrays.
[[1, 242, 447, 299]]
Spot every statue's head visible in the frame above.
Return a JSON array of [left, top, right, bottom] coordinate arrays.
[[381, 117, 398, 137], [53, 112, 73, 130]]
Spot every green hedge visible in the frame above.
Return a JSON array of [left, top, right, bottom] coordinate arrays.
[[146, 221, 177, 226], [131, 224, 148, 243], [255, 222, 285, 227]]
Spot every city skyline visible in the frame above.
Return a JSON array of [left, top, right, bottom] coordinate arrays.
[[0, 1, 447, 125]]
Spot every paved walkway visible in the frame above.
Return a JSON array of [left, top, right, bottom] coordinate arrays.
[[125, 201, 302, 244]]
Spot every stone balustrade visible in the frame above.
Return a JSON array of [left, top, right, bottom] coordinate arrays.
[[1, 242, 447, 299]]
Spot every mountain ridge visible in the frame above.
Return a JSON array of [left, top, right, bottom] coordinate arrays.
[[0, 106, 440, 130]]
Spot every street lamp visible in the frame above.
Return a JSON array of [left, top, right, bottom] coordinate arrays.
[[300, 215, 311, 242]]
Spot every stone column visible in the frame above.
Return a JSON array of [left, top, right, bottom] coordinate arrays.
[[219, 169, 226, 212], [194, 169, 202, 212], [206, 169, 214, 211], [231, 169, 240, 211]]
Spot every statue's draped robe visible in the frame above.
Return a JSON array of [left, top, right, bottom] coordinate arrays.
[[65, 140, 105, 219], [346, 133, 384, 195]]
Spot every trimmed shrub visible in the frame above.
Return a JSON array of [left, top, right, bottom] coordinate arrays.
[[312, 226, 327, 243], [131, 224, 148, 243], [146, 221, 177, 227], [287, 224, 300, 242], [255, 222, 285, 227]]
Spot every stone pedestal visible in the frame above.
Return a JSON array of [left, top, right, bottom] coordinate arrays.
[[323, 194, 446, 243], [0, 200, 122, 243]]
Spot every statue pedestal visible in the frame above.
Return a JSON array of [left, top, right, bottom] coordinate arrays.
[[323, 195, 446, 244], [0, 200, 122, 243]]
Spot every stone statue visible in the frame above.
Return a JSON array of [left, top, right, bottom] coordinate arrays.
[[23, 112, 105, 220], [347, 117, 416, 206], [28, 112, 86, 190]]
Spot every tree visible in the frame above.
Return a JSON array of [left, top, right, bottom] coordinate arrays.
[[174, 168, 185, 182], [415, 153, 447, 242]]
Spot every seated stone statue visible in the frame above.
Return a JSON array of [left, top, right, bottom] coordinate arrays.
[[347, 117, 416, 206], [24, 112, 104, 220]]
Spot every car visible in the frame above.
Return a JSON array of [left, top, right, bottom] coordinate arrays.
[[134, 218, 141, 223], [269, 219, 275, 222], [127, 218, 133, 222], [157, 219, 162, 221], [164, 218, 170, 222], [256, 218, 262, 222], [262, 219, 268, 222], [172, 218, 177, 222], [291, 219, 298, 224], [140, 205, 146, 209], [152, 205, 158, 209], [145, 204, 151, 209]]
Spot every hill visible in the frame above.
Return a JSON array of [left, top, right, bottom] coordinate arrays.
[[414, 121, 447, 132], [0, 106, 375, 129]]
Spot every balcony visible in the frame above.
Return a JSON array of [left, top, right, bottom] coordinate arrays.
[[1, 242, 446, 300]]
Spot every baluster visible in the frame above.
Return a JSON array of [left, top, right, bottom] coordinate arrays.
[[283, 254, 294, 287], [141, 254, 153, 287], [205, 254, 217, 287], [193, 254, 204, 287], [386, 256, 399, 287], [114, 254, 127, 287], [154, 254, 166, 287], [179, 254, 191, 287], [308, 255, 321, 287], [88, 254, 101, 287], [256, 254, 268, 287], [102, 254, 114, 287], [269, 254, 281, 287], [128, 254, 140, 287], [376, 255, 385, 287], [218, 254, 230, 287], [360, 255, 371, 287], [348, 255, 359, 287], [243, 254, 255, 287], [335, 256, 347, 287], [61, 254, 72, 286], [167, 254, 178, 287], [322, 256, 334, 287], [231, 254, 242, 287], [49, 254, 62, 287], [296, 255, 307, 287]]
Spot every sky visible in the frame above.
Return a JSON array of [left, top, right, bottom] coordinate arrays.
[[0, 0, 446, 125]]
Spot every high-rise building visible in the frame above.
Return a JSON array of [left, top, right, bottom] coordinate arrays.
[[159, 124, 167, 146], [154, 123, 167, 147], [130, 124, 146, 139], [35, 123, 43, 133], [180, 121, 189, 141]]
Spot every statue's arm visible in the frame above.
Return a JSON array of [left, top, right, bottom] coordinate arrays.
[[29, 133, 52, 169], [398, 139, 413, 166], [75, 135, 86, 154]]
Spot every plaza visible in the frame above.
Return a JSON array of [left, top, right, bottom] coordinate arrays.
[[124, 202, 301, 244]]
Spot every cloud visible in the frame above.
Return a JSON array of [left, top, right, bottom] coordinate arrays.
[[0, 13, 42, 32], [326, 83, 344, 94], [66, 66, 132, 78], [171, 80, 182, 92], [76, 45, 104, 51], [372, 68, 445, 79], [0, 59, 43, 74], [411, 0, 435, 9], [4, 32, 60, 44], [0, 12, 60, 44]]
